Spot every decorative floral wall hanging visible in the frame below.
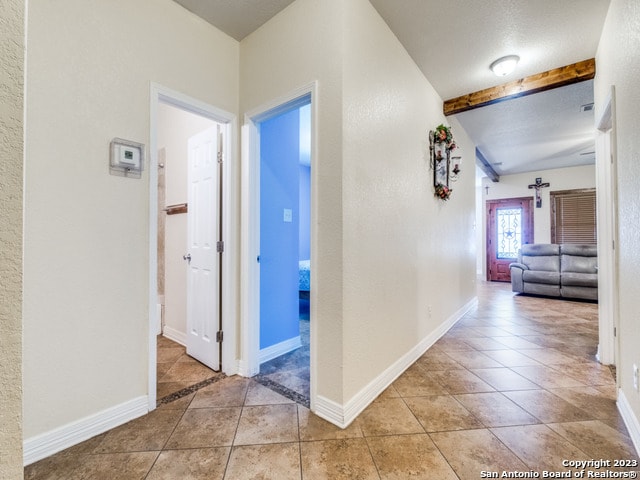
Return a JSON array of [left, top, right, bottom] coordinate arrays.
[[429, 124, 460, 201]]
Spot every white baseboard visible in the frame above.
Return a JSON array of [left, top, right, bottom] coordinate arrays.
[[314, 297, 478, 428], [24, 395, 148, 466], [617, 388, 640, 456], [162, 326, 186, 346], [259, 336, 302, 364]]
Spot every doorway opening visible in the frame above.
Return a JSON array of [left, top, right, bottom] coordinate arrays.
[[255, 102, 311, 406], [149, 84, 237, 410], [242, 83, 316, 409]]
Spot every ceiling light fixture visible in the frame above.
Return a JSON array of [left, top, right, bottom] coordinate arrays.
[[490, 55, 520, 76]]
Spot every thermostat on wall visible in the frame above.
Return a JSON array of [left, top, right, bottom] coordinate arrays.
[[110, 138, 144, 178]]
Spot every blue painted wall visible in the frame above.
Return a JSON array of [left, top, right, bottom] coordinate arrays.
[[260, 108, 301, 350], [299, 164, 311, 261]]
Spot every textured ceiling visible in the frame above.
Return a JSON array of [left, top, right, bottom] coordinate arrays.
[[172, 0, 296, 40], [454, 80, 596, 176], [368, 0, 611, 100], [171, 0, 612, 175]]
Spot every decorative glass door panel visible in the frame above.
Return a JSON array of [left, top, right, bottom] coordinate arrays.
[[496, 207, 522, 259], [487, 198, 533, 282]]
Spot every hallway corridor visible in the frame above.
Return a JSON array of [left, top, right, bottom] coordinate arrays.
[[25, 282, 638, 479]]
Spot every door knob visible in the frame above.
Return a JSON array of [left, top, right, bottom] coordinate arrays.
[[183, 253, 191, 262]]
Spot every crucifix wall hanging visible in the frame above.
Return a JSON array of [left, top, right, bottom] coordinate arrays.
[[528, 177, 550, 208]]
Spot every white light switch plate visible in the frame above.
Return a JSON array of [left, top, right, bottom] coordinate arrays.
[[283, 209, 292, 222]]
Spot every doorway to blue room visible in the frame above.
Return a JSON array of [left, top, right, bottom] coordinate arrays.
[[256, 101, 311, 406]]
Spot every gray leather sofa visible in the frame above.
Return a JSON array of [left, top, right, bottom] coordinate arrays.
[[509, 244, 598, 301]]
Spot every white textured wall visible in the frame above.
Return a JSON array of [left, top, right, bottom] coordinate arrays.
[[480, 165, 596, 277], [158, 103, 217, 339], [595, 0, 640, 432], [241, 0, 346, 401], [241, 0, 476, 405], [24, 0, 238, 439], [341, 0, 476, 401], [0, 0, 24, 476]]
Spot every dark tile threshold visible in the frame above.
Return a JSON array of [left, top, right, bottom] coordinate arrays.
[[253, 374, 311, 408]]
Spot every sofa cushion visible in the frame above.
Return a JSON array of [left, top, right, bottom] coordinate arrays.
[[522, 254, 560, 272], [524, 283, 561, 296], [561, 272, 598, 288], [560, 254, 597, 273], [523, 270, 560, 285], [560, 244, 597, 257], [521, 244, 561, 257], [520, 244, 560, 272]]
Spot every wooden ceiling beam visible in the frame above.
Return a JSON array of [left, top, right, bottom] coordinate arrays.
[[443, 58, 596, 116], [476, 148, 500, 183]]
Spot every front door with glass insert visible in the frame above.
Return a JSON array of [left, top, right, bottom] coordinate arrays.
[[486, 197, 533, 282]]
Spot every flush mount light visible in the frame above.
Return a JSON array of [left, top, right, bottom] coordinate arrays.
[[490, 55, 520, 76]]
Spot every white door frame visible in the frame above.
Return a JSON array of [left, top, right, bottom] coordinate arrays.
[[241, 82, 317, 409], [149, 83, 238, 410], [595, 85, 619, 369]]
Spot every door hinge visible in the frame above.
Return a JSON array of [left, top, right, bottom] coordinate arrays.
[[217, 150, 223, 163], [614, 327, 617, 337], [217, 241, 224, 253], [216, 330, 223, 343]]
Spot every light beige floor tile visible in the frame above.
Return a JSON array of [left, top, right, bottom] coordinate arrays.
[[300, 439, 379, 480], [416, 350, 464, 370], [504, 390, 594, 423], [482, 349, 543, 367], [463, 336, 514, 351], [156, 393, 195, 411], [367, 434, 458, 480], [444, 349, 504, 369], [160, 360, 218, 383], [491, 424, 589, 471], [94, 409, 183, 453], [432, 337, 475, 352], [376, 385, 401, 399], [157, 381, 194, 399], [510, 365, 587, 389], [470, 367, 540, 391], [430, 429, 528, 480], [550, 362, 616, 386], [431, 369, 496, 394], [357, 398, 424, 436], [233, 404, 299, 445], [547, 420, 639, 461], [25, 452, 159, 480], [298, 406, 363, 441], [392, 370, 449, 397], [518, 348, 586, 366], [157, 347, 185, 363], [493, 336, 545, 350], [189, 376, 250, 408], [225, 443, 301, 480], [146, 447, 230, 480], [454, 392, 540, 427], [548, 386, 619, 420], [164, 407, 241, 449], [404, 394, 482, 432], [244, 380, 295, 405]]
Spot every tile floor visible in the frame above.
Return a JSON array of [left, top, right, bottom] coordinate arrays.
[[156, 335, 222, 402], [25, 282, 639, 479]]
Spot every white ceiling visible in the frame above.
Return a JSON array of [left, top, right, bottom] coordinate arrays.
[[171, 0, 612, 176], [173, 0, 296, 41]]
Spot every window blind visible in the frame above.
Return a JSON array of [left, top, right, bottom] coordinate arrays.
[[551, 190, 597, 245]]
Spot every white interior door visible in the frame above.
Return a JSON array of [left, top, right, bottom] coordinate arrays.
[[186, 125, 221, 370]]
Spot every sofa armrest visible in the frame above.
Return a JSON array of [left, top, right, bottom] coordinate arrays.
[[509, 262, 528, 271], [509, 263, 528, 292]]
